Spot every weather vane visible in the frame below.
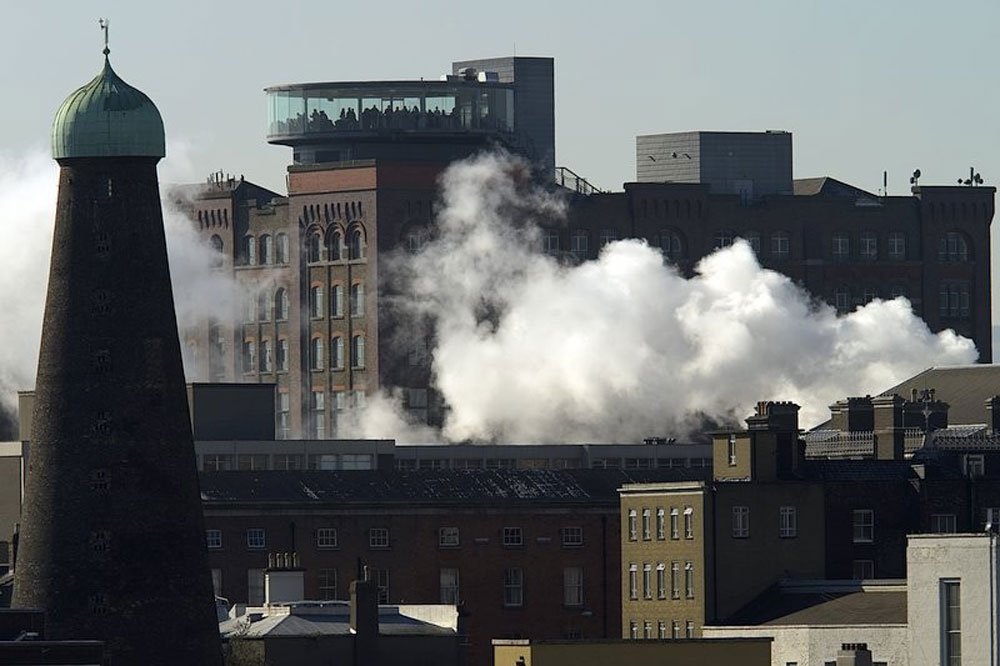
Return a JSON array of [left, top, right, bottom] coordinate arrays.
[[99, 18, 110, 56]]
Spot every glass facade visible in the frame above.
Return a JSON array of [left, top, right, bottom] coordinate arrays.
[[267, 82, 515, 139]]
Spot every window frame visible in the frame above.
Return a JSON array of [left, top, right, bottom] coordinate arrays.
[[439, 526, 460, 548], [732, 505, 750, 538], [206, 529, 222, 550], [369, 527, 390, 549], [246, 528, 266, 550], [316, 527, 338, 549], [503, 567, 524, 607], [502, 526, 523, 548], [852, 509, 874, 543], [779, 506, 798, 538]]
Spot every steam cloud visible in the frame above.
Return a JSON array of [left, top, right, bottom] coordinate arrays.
[[364, 152, 978, 442], [0, 148, 244, 435]]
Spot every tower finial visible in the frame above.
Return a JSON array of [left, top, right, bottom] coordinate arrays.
[[99, 18, 110, 57]]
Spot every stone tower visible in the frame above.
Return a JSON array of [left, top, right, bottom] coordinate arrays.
[[11, 40, 222, 665]]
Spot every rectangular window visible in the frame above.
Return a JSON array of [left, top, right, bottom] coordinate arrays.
[[206, 529, 222, 550], [642, 508, 652, 540], [629, 621, 639, 640], [318, 568, 337, 600], [541, 230, 560, 254], [685, 562, 694, 599], [686, 621, 695, 639], [273, 454, 301, 470], [563, 567, 583, 607], [627, 509, 637, 541], [942, 579, 961, 666], [440, 568, 460, 605], [670, 508, 679, 539], [276, 392, 290, 439], [732, 506, 750, 538], [643, 621, 653, 640], [316, 527, 338, 549], [310, 390, 326, 439], [658, 621, 668, 639], [629, 564, 638, 600], [932, 514, 958, 533], [852, 559, 875, 580], [374, 569, 390, 604], [656, 508, 666, 540], [670, 561, 680, 599], [203, 454, 231, 472], [853, 509, 874, 543], [656, 563, 666, 599], [683, 507, 694, 539], [570, 231, 589, 258], [643, 563, 653, 599], [237, 454, 268, 471], [369, 527, 389, 549], [246, 528, 266, 550], [502, 526, 523, 547], [832, 234, 850, 260], [247, 568, 264, 605], [780, 506, 797, 538], [888, 232, 906, 260], [964, 454, 985, 478], [561, 526, 583, 547], [439, 526, 460, 547], [728, 435, 737, 465], [504, 567, 523, 607], [671, 621, 680, 639], [599, 228, 617, 247]]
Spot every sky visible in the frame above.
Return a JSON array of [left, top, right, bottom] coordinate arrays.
[[3, 0, 1000, 318]]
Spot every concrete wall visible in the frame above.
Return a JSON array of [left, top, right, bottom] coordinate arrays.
[[907, 533, 999, 666], [702, 624, 907, 666]]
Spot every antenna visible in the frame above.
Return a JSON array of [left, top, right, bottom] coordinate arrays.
[[883, 170, 887, 197]]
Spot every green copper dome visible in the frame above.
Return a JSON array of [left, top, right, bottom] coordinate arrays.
[[52, 55, 165, 160]]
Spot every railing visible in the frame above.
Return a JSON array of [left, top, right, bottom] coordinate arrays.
[[554, 166, 602, 195], [804, 431, 876, 459]]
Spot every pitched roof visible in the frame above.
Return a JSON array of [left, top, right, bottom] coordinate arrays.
[[802, 459, 920, 482], [723, 582, 907, 626], [793, 177, 874, 198], [880, 365, 1000, 426], [199, 468, 712, 506]]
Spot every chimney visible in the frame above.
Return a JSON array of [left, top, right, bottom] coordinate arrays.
[[264, 552, 304, 605], [987, 396, 1000, 434], [744, 401, 803, 480], [746, 401, 800, 433], [350, 569, 379, 666], [836, 643, 873, 666], [872, 395, 904, 460], [829, 397, 874, 433]]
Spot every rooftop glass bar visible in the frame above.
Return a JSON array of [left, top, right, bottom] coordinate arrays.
[[266, 81, 514, 142]]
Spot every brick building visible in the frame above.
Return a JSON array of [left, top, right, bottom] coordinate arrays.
[[619, 398, 1000, 639], [199, 467, 708, 666]]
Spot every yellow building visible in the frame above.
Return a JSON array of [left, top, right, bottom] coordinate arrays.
[[493, 637, 771, 666], [619, 402, 826, 637]]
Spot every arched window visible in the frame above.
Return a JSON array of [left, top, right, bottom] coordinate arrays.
[[210, 235, 224, 267], [326, 229, 341, 261], [331, 284, 344, 317], [260, 340, 273, 372], [257, 291, 270, 321], [242, 340, 256, 374], [259, 235, 273, 265], [771, 231, 791, 259], [348, 229, 365, 259], [307, 233, 323, 263], [276, 339, 289, 372], [310, 337, 325, 371], [244, 293, 257, 323], [351, 335, 365, 369], [659, 230, 683, 261], [331, 336, 344, 370], [350, 283, 365, 317], [310, 285, 324, 318], [276, 233, 289, 264], [939, 232, 970, 262], [275, 288, 289, 321], [243, 235, 256, 265]]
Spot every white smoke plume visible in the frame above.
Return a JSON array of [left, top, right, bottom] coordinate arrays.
[[367, 152, 978, 442], [0, 148, 245, 426]]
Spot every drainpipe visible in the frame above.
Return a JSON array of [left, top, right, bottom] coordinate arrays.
[[601, 515, 609, 638]]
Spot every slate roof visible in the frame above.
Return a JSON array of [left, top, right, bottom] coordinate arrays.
[[220, 603, 456, 638], [792, 177, 874, 199], [723, 583, 907, 626], [802, 459, 921, 482], [880, 365, 1000, 426], [199, 468, 711, 506]]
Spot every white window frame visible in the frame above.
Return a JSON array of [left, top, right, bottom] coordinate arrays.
[[627, 509, 637, 541], [439, 526, 460, 548], [503, 567, 524, 607], [316, 527, 338, 549], [246, 528, 266, 550], [628, 563, 638, 600], [502, 526, 523, 547], [318, 568, 337, 600], [563, 567, 583, 607], [732, 506, 750, 538], [642, 508, 652, 540], [642, 563, 653, 599], [369, 527, 389, 549], [656, 508, 666, 540], [656, 563, 666, 599], [779, 506, 797, 538], [560, 526, 583, 548], [670, 507, 679, 540], [670, 561, 680, 599], [684, 507, 694, 539], [206, 529, 222, 550]]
